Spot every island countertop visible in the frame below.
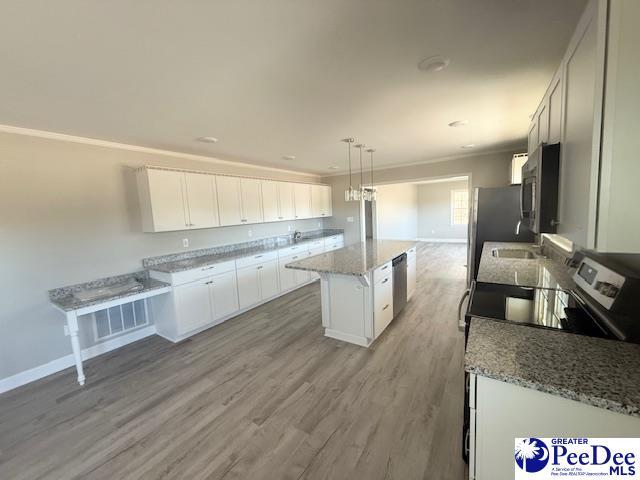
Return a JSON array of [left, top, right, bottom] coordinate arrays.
[[285, 240, 417, 276]]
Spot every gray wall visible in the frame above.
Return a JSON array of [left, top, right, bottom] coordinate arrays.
[[0, 132, 323, 380], [322, 150, 516, 244], [375, 183, 418, 240], [417, 180, 469, 240]]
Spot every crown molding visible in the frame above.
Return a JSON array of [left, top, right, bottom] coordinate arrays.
[[0, 124, 319, 178], [321, 146, 526, 177]]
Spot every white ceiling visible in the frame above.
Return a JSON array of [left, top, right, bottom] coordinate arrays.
[[0, 0, 585, 174]]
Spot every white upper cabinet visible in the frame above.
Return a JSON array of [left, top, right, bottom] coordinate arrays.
[[294, 183, 312, 219], [137, 167, 332, 232], [239, 178, 263, 224], [184, 172, 219, 229], [261, 180, 280, 223], [216, 176, 243, 226], [277, 182, 296, 220], [526, 0, 639, 253]]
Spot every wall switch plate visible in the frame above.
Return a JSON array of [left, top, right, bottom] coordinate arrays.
[[182, 238, 189, 248], [63, 325, 70, 336], [248, 229, 253, 237], [347, 216, 354, 223]]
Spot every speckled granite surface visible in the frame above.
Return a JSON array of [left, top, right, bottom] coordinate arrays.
[[465, 317, 640, 417], [49, 272, 170, 312], [145, 229, 344, 274], [477, 241, 576, 289], [285, 240, 417, 276]]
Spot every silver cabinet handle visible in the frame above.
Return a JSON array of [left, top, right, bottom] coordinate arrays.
[[257, 266, 263, 270], [292, 256, 298, 260], [383, 304, 390, 310], [202, 266, 215, 271], [382, 278, 389, 284], [458, 289, 470, 322], [206, 281, 213, 285], [255, 255, 263, 258], [381, 265, 388, 271]]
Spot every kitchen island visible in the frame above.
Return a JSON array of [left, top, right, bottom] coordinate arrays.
[[286, 240, 417, 347]]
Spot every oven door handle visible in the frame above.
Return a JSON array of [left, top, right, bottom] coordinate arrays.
[[458, 289, 471, 323]]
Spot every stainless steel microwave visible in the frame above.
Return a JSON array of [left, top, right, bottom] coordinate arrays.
[[521, 143, 560, 234]]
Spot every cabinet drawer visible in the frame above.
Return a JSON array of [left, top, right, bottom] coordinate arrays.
[[307, 247, 325, 258], [374, 275, 393, 338], [373, 262, 392, 284], [324, 241, 344, 252], [166, 259, 236, 286], [279, 243, 308, 257], [407, 246, 417, 257], [306, 239, 324, 250], [323, 235, 343, 245], [235, 249, 278, 269]]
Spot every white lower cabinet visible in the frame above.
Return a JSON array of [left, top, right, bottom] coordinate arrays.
[[173, 278, 213, 336], [237, 260, 280, 309], [209, 270, 239, 321], [470, 375, 640, 480], [279, 253, 310, 291]]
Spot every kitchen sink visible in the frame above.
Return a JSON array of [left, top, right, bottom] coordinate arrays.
[[491, 248, 536, 259]]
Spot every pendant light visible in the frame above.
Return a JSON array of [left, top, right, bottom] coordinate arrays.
[[355, 143, 366, 200], [366, 148, 377, 201], [342, 138, 360, 201]]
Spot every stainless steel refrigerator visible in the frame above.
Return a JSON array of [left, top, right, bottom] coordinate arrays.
[[458, 185, 536, 331]]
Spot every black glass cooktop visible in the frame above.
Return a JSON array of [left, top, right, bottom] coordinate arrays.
[[467, 282, 612, 338]]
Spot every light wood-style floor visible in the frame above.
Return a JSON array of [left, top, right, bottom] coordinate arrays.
[[0, 242, 468, 480]]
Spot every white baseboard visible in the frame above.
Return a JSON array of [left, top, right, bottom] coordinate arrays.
[[0, 325, 156, 395], [417, 237, 467, 243], [324, 329, 371, 347]]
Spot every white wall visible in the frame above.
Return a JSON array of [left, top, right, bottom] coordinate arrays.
[[323, 149, 517, 244], [0, 131, 323, 381], [417, 180, 469, 240], [375, 184, 418, 240]]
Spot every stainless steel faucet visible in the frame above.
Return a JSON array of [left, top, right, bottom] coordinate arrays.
[[293, 230, 302, 241], [515, 220, 522, 235]]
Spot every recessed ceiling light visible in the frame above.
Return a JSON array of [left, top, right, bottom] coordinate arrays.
[[196, 136, 218, 143], [417, 55, 450, 73], [461, 144, 476, 149], [328, 166, 340, 170], [448, 120, 469, 127], [282, 155, 296, 161]]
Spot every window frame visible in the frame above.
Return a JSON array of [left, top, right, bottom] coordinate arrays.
[[450, 188, 469, 226]]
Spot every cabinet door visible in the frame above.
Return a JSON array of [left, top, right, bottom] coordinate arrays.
[[209, 270, 239, 322], [277, 182, 295, 220], [311, 184, 324, 218], [537, 102, 549, 145], [548, 70, 563, 144], [237, 265, 261, 309], [558, 0, 603, 248], [322, 185, 333, 216], [147, 169, 188, 231], [374, 275, 393, 338], [278, 254, 301, 291], [407, 257, 417, 300], [261, 181, 280, 223], [527, 120, 538, 155], [184, 172, 219, 229], [293, 183, 312, 219], [173, 278, 213, 335], [216, 176, 243, 226], [258, 260, 280, 300], [240, 178, 263, 224]]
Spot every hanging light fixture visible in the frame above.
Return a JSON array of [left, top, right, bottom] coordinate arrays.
[[366, 148, 377, 201], [355, 143, 366, 200], [342, 138, 360, 201]]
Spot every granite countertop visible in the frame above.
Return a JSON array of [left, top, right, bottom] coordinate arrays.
[[477, 241, 576, 290], [465, 317, 640, 418], [49, 273, 171, 312], [146, 230, 343, 274], [285, 240, 417, 276]]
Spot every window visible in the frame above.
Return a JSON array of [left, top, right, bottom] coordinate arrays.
[[451, 189, 469, 226]]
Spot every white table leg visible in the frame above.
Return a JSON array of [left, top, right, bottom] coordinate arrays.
[[65, 311, 85, 386]]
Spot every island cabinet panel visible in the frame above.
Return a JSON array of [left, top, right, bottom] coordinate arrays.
[[184, 172, 219, 229], [472, 375, 640, 480], [261, 180, 280, 223], [216, 176, 243, 226], [209, 270, 239, 321], [407, 248, 417, 300], [173, 278, 214, 336], [327, 275, 367, 341]]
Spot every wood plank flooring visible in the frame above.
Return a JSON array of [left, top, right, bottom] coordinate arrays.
[[0, 242, 468, 480]]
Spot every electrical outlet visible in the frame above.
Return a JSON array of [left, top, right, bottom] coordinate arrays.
[[248, 229, 253, 237], [182, 238, 189, 248], [317, 222, 321, 228], [431, 229, 435, 234], [288, 225, 292, 232], [347, 216, 354, 223], [63, 325, 70, 336]]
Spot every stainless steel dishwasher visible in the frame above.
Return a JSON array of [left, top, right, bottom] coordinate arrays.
[[392, 253, 407, 317]]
